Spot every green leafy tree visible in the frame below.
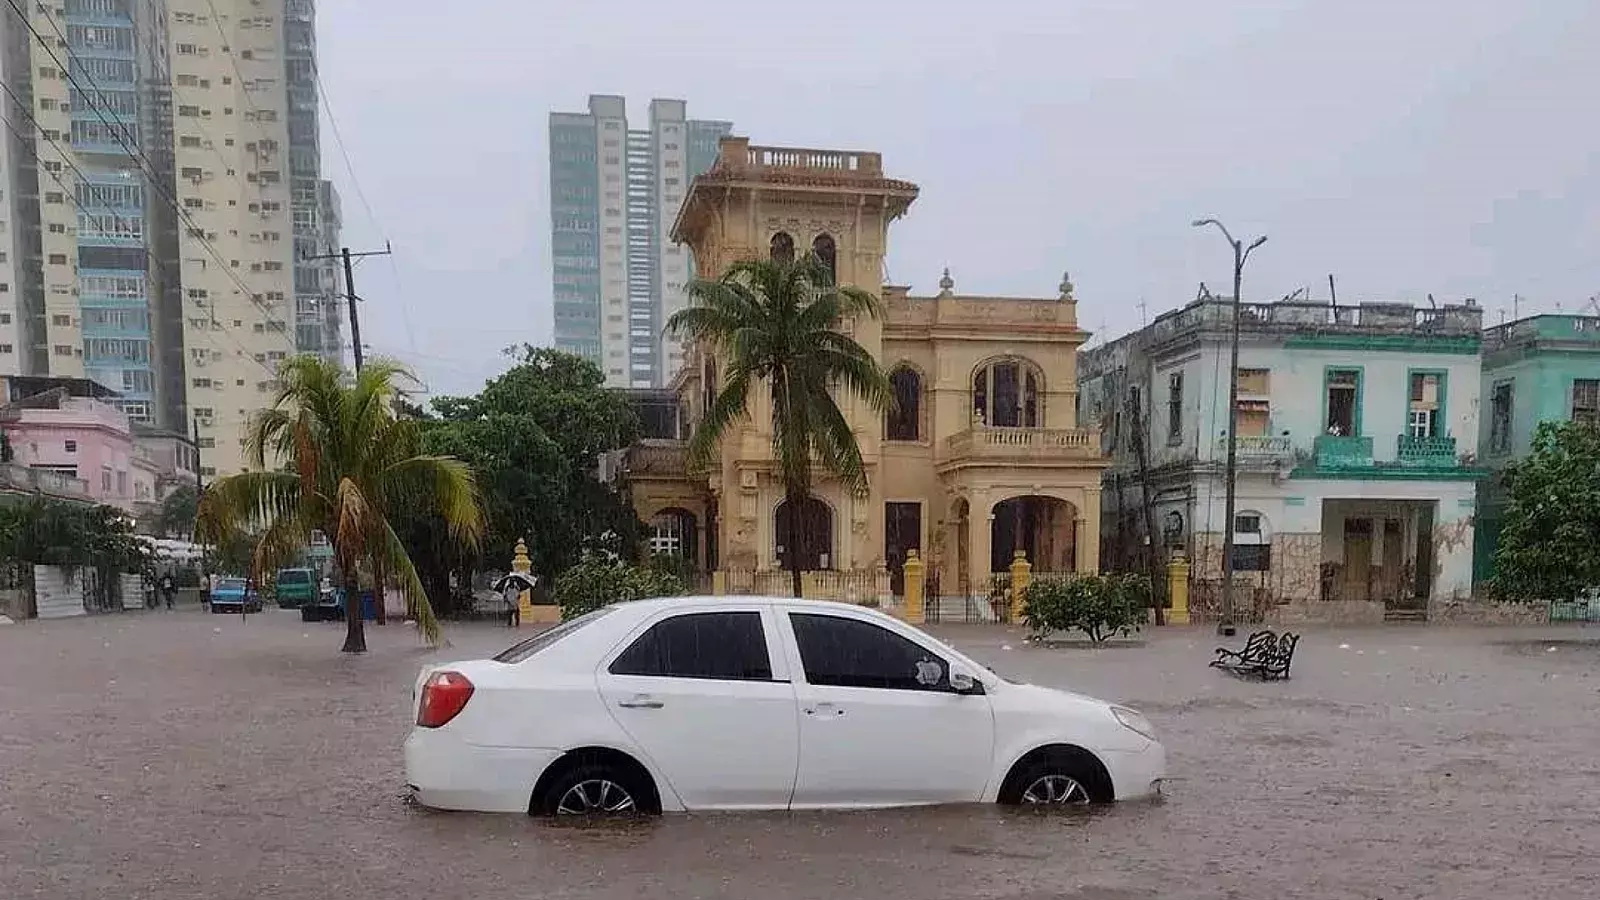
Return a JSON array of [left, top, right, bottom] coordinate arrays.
[[1489, 420, 1600, 603], [150, 484, 199, 539], [198, 356, 485, 652], [668, 254, 892, 597], [553, 556, 685, 621], [418, 347, 640, 582], [1022, 573, 1150, 643], [0, 498, 148, 572]]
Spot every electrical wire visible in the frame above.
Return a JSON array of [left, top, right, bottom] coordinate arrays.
[[0, 102, 276, 383], [3, 0, 286, 322]]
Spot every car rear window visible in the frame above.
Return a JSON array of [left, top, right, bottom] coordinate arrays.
[[492, 608, 614, 663]]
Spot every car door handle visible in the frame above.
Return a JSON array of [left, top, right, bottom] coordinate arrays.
[[804, 702, 845, 717], [617, 695, 664, 709]]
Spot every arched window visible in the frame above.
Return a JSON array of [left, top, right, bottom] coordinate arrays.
[[775, 496, 833, 571], [769, 231, 794, 264], [811, 233, 836, 284], [972, 359, 1042, 428], [885, 366, 922, 441]]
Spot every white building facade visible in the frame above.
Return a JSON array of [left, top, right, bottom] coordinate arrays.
[[1081, 298, 1484, 623]]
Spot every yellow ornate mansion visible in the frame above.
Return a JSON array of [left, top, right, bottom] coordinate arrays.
[[627, 137, 1108, 607]]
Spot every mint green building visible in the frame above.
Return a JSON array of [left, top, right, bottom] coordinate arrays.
[[1474, 315, 1600, 582]]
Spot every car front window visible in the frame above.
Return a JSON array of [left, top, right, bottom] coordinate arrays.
[[789, 613, 952, 692]]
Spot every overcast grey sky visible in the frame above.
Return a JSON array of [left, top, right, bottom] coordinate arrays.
[[316, 0, 1600, 397]]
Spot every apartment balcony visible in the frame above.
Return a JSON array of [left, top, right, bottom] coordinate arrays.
[[1396, 435, 1458, 468], [940, 427, 1101, 470], [0, 464, 92, 503], [1216, 435, 1294, 467], [1312, 434, 1374, 469], [626, 440, 691, 479]]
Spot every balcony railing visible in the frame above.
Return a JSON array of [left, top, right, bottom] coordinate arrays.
[[943, 427, 1098, 463], [626, 440, 689, 477], [0, 464, 92, 501], [1396, 434, 1457, 467], [1312, 434, 1374, 469], [1217, 435, 1293, 462]]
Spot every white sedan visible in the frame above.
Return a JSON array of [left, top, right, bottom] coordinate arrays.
[[404, 596, 1165, 816]]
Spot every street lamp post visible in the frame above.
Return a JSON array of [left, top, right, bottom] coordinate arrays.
[[1191, 218, 1267, 637]]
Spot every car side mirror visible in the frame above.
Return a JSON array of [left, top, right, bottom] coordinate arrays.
[[949, 668, 984, 696]]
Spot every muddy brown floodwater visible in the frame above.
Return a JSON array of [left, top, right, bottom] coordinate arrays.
[[1, 610, 1596, 900]]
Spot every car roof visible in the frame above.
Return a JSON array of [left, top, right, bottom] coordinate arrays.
[[622, 594, 887, 616]]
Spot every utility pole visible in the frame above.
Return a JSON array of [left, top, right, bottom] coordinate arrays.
[[192, 413, 208, 601], [1191, 218, 1267, 637], [305, 244, 391, 372]]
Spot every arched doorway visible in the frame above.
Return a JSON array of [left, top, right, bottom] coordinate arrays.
[[990, 495, 1077, 573], [774, 496, 833, 571], [648, 508, 699, 567]]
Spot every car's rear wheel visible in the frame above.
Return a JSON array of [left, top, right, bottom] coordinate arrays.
[[998, 748, 1112, 806], [535, 762, 651, 818]]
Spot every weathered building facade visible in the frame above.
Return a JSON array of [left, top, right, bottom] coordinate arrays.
[[1080, 297, 1484, 623], [627, 137, 1107, 606]]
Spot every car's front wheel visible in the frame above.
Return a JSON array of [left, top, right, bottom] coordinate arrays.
[[536, 763, 650, 818], [998, 748, 1112, 807]]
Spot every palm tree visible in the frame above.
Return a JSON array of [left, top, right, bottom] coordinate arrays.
[[198, 356, 484, 652], [668, 253, 891, 597]]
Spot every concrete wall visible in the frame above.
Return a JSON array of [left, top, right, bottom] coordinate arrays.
[[33, 566, 85, 619]]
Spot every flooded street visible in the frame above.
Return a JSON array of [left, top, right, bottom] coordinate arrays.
[[1, 611, 1595, 899]]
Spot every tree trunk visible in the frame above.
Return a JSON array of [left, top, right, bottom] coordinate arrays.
[[341, 568, 366, 653], [786, 488, 803, 598], [372, 553, 388, 625]]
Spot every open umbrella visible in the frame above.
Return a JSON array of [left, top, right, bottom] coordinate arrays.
[[492, 572, 538, 594]]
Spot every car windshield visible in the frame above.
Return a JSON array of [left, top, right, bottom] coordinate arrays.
[[277, 571, 310, 584], [219, 579, 246, 590], [492, 608, 614, 663]]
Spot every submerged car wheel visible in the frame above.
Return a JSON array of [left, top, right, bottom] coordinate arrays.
[[998, 748, 1112, 807], [535, 762, 653, 818], [1019, 773, 1091, 805]]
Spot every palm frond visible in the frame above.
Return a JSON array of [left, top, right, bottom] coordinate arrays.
[[377, 518, 443, 645]]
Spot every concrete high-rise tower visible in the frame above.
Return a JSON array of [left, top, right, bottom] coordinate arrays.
[[548, 95, 731, 387]]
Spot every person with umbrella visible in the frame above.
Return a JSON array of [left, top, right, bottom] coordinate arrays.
[[494, 572, 536, 628]]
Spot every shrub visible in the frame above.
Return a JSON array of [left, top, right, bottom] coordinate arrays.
[[553, 556, 686, 621], [1021, 573, 1149, 643]]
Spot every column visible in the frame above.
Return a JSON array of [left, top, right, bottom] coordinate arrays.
[[969, 500, 992, 602], [1076, 489, 1102, 574]]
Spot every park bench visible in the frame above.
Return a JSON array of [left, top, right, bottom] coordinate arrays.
[[1210, 629, 1299, 680]]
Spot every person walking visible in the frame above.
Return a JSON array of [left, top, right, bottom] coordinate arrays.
[[159, 572, 176, 610], [502, 575, 521, 629]]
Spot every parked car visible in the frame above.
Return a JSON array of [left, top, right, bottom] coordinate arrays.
[[301, 586, 346, 622], [404, 596, 1165, 817], [275, 567, 316, 609], [209, 577, 262, 614]]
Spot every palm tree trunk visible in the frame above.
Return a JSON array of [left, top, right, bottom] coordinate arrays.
[[341, 567, 366, 653], [786, 488, 803, 598], [372, 553, 388, 625]]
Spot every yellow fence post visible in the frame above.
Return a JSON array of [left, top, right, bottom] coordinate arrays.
[[1167, 553, 1191, 625], [512, 537, 538, 625], [903, 549, 925, 624], [712, 570, 726, 596], [1009, 550, 1032, 624]]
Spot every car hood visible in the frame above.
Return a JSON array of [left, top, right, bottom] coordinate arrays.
[[996, 679, 1116, 714]]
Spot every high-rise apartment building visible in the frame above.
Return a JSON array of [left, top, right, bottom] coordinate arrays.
[[165, 0, 330, 476], [0, 0, 179, 428], [0, 0, 337, 478], [549, 95, 731, 387]]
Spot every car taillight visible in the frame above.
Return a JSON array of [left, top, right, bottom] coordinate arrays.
[[416, 671, 474, 728]]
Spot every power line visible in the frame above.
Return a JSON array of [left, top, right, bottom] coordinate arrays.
[[4, 0, 285, 323], [0, 101, 275, 383]]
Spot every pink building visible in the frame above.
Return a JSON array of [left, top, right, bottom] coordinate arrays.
[[0, 389, 181, 514]]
